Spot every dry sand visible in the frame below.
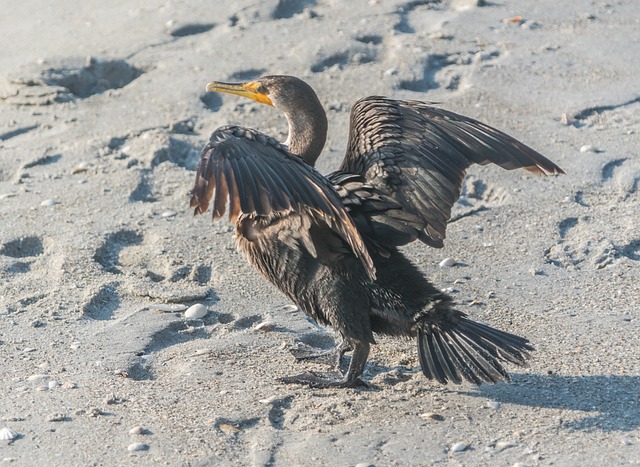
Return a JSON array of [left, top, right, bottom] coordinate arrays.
[[1, 0, 639, 465]]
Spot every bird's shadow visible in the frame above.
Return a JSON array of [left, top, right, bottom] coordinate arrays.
[[463, 373, 640, 432]]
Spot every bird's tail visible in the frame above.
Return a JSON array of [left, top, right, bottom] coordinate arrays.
[[416, 305, 533, 385]]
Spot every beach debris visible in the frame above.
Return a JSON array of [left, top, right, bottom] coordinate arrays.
[[502, 15, 524, 24], [104, 394, 125, 405], [560, 113, 573, 125], [87, 407, 104, 417], [127, 442, 149, 452], [218, 424, 241, 433], [61, 381, 77, 389], [439, 257, 457, 268], [486, 401, 501, 410], [150, 303, 188, 313], [420, 412, 445, 421], [40, 199, 57, 206], [450, 442, 468, 453], [70, 162, 91, 174], [185, 303, 208, 319], [495, 440, 516, 452], [47, 413, 67, 422], [161, 211, 176, 218], [48, 380, 59, 390], [0, 427, 18, 441], [282, 304, 299, 312]]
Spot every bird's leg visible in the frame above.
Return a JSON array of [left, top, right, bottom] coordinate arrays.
[[280, 341, 370, 388], [288, 339, 352, 369]]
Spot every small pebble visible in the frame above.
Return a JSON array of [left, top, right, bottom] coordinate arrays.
[[129, 426, 147, 435], [0, 427, 18, 441], [161, 211, 176, 218], [450, 442, 468, 453], [48, 380, 59, 390], [185, 304, 208, 319], [439, 257, 457, 268], [127, 442, 149, 452], [40, 199, 57, 206], [282, 304, 299, 312], [150, 303, 188, 313]]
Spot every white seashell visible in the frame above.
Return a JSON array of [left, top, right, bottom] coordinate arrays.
[[161, 211, 176, 218], [580, 144, 595, 153], [259, 395, 278, 404], [150, 303, 187, 312], [254, 321, 275, 332], [439, 257, 457, 268], [486, 401, 501, 409], [185, 304, 208, 319], [127, 442, 149, 452], [282, 304, 299, 312], [495, 441, 516, 451], [419, 412, 444, 421], [40, 199, 57, 206], [0, 427, 18, 441], [48, 380, 59, 389], [450, 442, 468, 453]]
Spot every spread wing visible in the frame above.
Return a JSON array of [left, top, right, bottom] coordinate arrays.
[[190, 125, 375, 278], [333, 97, 564, 248]]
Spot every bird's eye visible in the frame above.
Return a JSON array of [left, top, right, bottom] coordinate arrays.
[[257, 85, 265, 93]]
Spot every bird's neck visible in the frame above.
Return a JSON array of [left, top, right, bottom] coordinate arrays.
[[283, 99, 328, 167]]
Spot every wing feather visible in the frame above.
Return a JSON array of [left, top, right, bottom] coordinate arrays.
[[333, 97, 564, 248], [190, 126, 375, 278]]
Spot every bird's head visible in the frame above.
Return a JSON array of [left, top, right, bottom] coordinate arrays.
[[205, 75, 327, 165], [205, 75, 319, 116]]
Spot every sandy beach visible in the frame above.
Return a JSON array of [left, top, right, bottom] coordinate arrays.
[[1, 0, 639, 465]]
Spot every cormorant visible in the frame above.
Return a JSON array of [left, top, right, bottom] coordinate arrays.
[[190, 75, 564, 388]]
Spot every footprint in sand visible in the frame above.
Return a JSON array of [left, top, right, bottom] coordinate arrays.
[[2, 57, 145, 106]]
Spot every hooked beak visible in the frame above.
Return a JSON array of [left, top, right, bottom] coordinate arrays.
[[205, 81, 273, 106]]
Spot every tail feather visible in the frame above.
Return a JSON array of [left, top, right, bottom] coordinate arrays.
[[418, 313, 533, 385]]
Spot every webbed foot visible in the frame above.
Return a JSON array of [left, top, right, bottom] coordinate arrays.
[[280, 341, 370, 389], [287, 340, 352, 368]]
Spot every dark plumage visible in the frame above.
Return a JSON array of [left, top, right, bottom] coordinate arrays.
[[190, 75, 564, 388]]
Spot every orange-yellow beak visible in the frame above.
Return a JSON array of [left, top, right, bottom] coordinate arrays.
[[205, 81, 273, 106]]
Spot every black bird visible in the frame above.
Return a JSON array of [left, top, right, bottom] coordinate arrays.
[[190, 75, 563, 388]]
